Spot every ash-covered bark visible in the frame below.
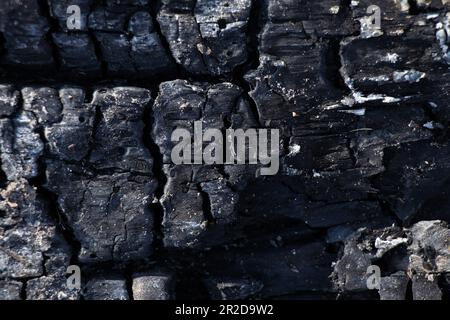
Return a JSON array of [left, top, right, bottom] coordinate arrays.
[[0, 0, 450, 300]]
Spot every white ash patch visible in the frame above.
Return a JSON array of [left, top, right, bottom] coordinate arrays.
[[393, 69, 426, 83], [436, 13, 450, 64], [365, 75, 390, 82], [394, 0, 410, 12], [288, 144, 301, 156], [375, 236, 408, 258], [329, 6, 340, 14], [380, 53, 400, 63], [342, 92, 402, 106], [423, 121, 444, 130], [339, 108, 366, 116], [359, 15, 384, 38]]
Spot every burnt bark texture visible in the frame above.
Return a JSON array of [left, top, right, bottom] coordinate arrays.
[[0, 0, 449, 300]]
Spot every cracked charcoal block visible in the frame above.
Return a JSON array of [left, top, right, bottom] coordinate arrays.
[[128, 11, 177, 76], [87, 6, 176, 77], [266, 0, 356, 36], [0, 112, 44, 181], [244, 0, 358, 120], [21, 87, 63, 125], [0, 1, 175, 78], [157, 0, 252, 76], [0, 179, 78, 299], [132, 273, 175, 300], [153, 80, 257, 248], [245, 51, 341, 120], [93, 10, 176, 77], [44, 88, 95, 161], [90, 87, 153, 173], [153, 80, 256, 163], [152, 80, 205, 164], [331, 233, 378, 291], [160, 164, 207, 248], [340, 32, 450, 98], [161, 164, 244, 248], [0, 87, 70, 180], [45, 161, 157, 263]]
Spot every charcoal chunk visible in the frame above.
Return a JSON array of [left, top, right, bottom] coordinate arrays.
[[333, 221, 450, 299], [0, 112, 44, 181], [0, 179, 78, 300], [132, 273, 175, 300], [44, 88, 95, 161], [157, 0, 252, 76], [45, 161, 156, 263], [153, 80, 255, 248]]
